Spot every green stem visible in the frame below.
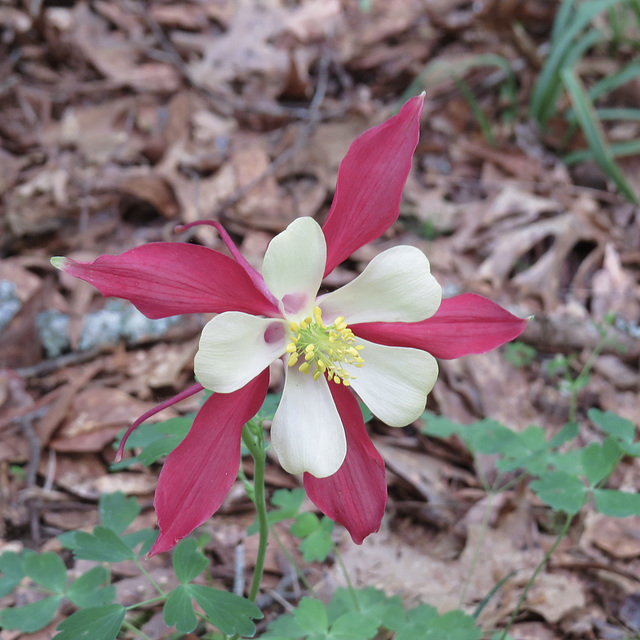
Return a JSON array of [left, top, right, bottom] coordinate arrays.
[[121, 619, 154, 640], [126, 595, 167, 610], [333, 545, 359, 612], [271, 527, 318, 597], [241, 424, 269, 603], [134, 557, 165, 596], [500, 513, 573, 639], [569, 332, 607, 424]]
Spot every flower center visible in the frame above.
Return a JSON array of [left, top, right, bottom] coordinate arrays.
[[285, 306, 364, 385]]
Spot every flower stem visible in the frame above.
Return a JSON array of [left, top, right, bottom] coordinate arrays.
[[271, 527, 318, 597], [500, 513, 573, 639], [333, 544, 360, 612], [121, 619, 154, 640], [241, 424, 269, 603], [134, 558, 165, 596]]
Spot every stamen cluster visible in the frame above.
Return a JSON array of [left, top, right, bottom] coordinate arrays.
[[285, 306, 364, 385]]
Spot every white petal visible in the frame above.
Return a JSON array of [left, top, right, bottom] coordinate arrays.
[[262, 217, 326, 319], [194, 313, 287, 393], [319, 245, 442, 324], [271, 367, 346, 478], [346, 338, 438, 427]]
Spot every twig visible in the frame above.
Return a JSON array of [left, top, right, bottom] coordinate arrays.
[[233, 542, 246, 597], [17, 415, 43, 544], [15, 345, 103, 378]]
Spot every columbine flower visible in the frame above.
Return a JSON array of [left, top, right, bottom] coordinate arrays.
[[51, 95, 527, 555]]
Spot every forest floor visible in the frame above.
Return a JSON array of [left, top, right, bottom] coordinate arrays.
[[1, 1, 640, 639]]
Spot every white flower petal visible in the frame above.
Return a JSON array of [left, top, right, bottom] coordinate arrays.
[[319, 245, 442, 324], [262, 217, 326, 319], [194, 312, 287, 393], [346, 338, 438, 427], [271, 367, 346, 478]]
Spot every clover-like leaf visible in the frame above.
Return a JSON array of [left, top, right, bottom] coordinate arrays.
[[594, 489, 640, 518], [54, 604, 126, 640], [0, 595, 63, 632], [581, 438, 620, 487], [173, 538, 209, 584], [164, 584, 198, 634], [248, 488, 306, 535], [187, 585, 263, 636], [329, 610, 380, 639], [291, 512, 320, 538], [70, 527, 135, 562], [588, 409, 635, 443], [67, 566, 116, 608], [530, 471, 587, 514], [23, 551, 67, 593], [0, 551, 25, 598], [99, 492, 140, 534]]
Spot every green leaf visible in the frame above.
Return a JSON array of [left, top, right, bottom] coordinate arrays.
[[0, 595, 63, 632], [594, 489, 640, 517], [429, 609, 482, 639], [173, 538, 209, 584], [23, 551, 67, 593], [421, 413, 466, 439], [248, 488, 306, 535], [359, 401, 373, 424], [261, 611, 306, 639], [464, 420, 520, 456], [0, 551, 25, 598], [561, 67, 638, 203], [121, 527, 158, 556], [54, 604, 126, 640], [67, 566, 116, 608], [72, 527, 135, 562], [298, 517, 334, 563], [99, 492, 140, 534], [530, 0, 622, 125], [138, 437, 185, 466], [164, 584, 198, 634], [589, 409, 635, 443], [113, 416, 193, 468], [530, 471, 587, 514], [394, 603, 439, 640], [327, 587, 404, 630], [581, 438, 621, 486], [330, 611, 380, 639], [187, 585, 263, 636], [394, 605, 481, 640], [258, 393, 282, 420], [291, 512, 320, 538], [548, 421, 579, 448], [547, 449, 584, 475], [293, 598, 329, 635]]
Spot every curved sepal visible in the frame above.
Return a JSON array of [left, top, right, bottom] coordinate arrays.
[[149, 370, 269, 555], [322, 94, 424, 276], [52, 244, 279, 319], [353, 293, 527, 359], [304, 384, 387, 544]]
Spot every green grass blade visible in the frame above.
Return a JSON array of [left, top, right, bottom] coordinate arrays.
[[533, 28, 605, 126], [401, 53, 518, 115], [453, 77, 497, 146], [588, 58, 640, 102], [551, 0, 578, 44], [530, 0, 622, 125], [562, 67, 638, 202], [564, 139, 640, 163], [595, 107, 640, 120]]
